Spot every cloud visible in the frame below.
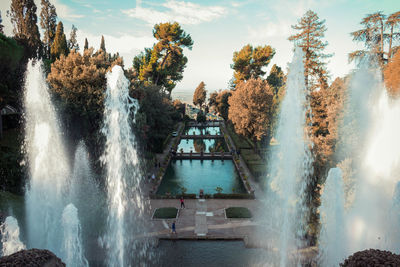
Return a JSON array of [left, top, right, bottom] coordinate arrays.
[[122, 0, 226, 25], [52, 0, 84, 20], [76, 30, 156, 66]]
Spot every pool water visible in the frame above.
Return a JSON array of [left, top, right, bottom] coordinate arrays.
[[154, 240, 274, 266], [184, 127, 221, 136], [177, 139, 227, 153], [156, 160, 246, 195]]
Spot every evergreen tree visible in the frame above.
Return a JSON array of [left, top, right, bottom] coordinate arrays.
[[50, 21, 68, 60], [133, 22, 193, 95], [266, 64, 285, 94], [68, 24, 79, 51], [84, 37, 88, 50], [193, 81, 207, 109], [100, 35, 105, 51], [9, 0, 42, 58], [231, 44, 275, 86], [40, 0, 57, 58], [0, 11, 4, 34], [215, 90, 231, 121], [289, 10, 331, 91], [350, 12, 386, 64]]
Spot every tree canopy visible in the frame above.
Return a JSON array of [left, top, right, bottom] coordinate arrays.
[[384, 49, 400, 97], [9, 0, 42, 58], [228, 79, 274, 143], [133, 22, 193, 94], [215, 90, 231, 121], [40, 0, 57, 58], [68, 25, 79, 51], [193, 81, 207, 108], [231, 44, 275, 87], [50, 21, 68, 60], [289, 10, 331, 91]]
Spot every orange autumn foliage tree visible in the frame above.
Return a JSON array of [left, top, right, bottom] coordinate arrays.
[[228, 79, 275, 146], [384, 50, 400, 97]]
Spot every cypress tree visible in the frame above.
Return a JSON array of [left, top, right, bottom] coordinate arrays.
[[100, 35, 105, 51], [84, 38, 88, 50], [40, 0, 57, 58], [51, 21, 68, 60], [68, 25, 79, 51]]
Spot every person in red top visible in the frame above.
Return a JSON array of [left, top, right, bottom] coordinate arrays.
[[180, 196, 185, 209]]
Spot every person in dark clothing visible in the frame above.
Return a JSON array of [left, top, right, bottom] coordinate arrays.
[[180, 197, 185, 209], [171, 221, 176, 234]]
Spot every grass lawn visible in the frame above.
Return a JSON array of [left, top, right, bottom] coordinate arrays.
[[153, 207, 178, 219], [225, 207, 252, 218]]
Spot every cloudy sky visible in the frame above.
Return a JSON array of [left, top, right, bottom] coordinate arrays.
[[1, 0, 399, 93]]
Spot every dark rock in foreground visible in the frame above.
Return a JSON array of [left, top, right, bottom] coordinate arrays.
[[0, 248, 65, 266], [341, 249, 400, 266]]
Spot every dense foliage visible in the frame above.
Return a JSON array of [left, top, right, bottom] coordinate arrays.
[[193, 81, 207, 108]]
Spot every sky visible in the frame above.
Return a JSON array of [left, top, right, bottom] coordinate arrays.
[[1, 0, 399, 94]]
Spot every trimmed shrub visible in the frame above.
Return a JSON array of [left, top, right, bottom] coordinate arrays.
[[153, 207, 178, 219], [225, 207, 252, 218]]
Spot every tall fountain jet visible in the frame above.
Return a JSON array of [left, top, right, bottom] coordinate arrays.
[[264, 47, 313, 266], [318, 56, 400, 263], [318, 167, 346, 265], [23, 60, 88, 266], [24, 60, 70, 254], [101, 65, 145, 266]]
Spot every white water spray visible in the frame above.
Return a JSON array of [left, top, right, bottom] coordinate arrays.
[[24, 60, 70, 253], [320, 57, 400, 261], [264, 48, 313, 266], [0, 216, 26, 256], [318, 167, 346, 265], [62, 204, 88, 267], [101, 65, 144, 266]]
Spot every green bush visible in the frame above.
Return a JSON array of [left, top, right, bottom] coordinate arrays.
[[226, 207, 252, 218], [153, 207, 178, 219]]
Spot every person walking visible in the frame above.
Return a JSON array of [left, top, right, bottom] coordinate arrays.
[[171, 221, 177, 234], [180, 196, 185, 209]]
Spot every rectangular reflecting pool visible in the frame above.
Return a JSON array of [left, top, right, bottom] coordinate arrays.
[[177, 138, 227, 153], [184, 126, 221, 135], [154, 240, 275, 266], [156, 160, 246, 195]]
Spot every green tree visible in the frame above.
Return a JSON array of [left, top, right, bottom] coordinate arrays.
[[289, 10, 331, 91], [193, 81, 207, 108], [196, 110, 207, 124], [215, 90, 231, 121], [350, 12, 386, 64], [266, 64, 285, 94], [100, 35, 105, 51], [50, 21, 68, 60], [84, 37, 88, 50], [40, 0, 57, 58], [133, 22, 193, 94], [231, 44, 275, 86], [9, 0, 42, 58], [68, 24, 79, 51], [228, 79, 274, 148]]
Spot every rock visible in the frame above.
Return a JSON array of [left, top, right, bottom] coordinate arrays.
[[0, 248, 65, 266], [341, 249, 400, 266]]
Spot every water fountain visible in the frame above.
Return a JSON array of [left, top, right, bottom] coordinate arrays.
[[101, 65, 148, 266], [23, 60, 88, 265], [61, 204, 88, 267], [318, 167, 346, 265], [264, 47, 314, 266], [24, 60, 70, 253], [0, 216, 26, 256], [318, 56, 400, 262]]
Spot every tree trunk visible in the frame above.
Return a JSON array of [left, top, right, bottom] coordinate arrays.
[[155, 51, 171, 85], [388, 25, 394, 59], [380, 19, 385, 63]]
